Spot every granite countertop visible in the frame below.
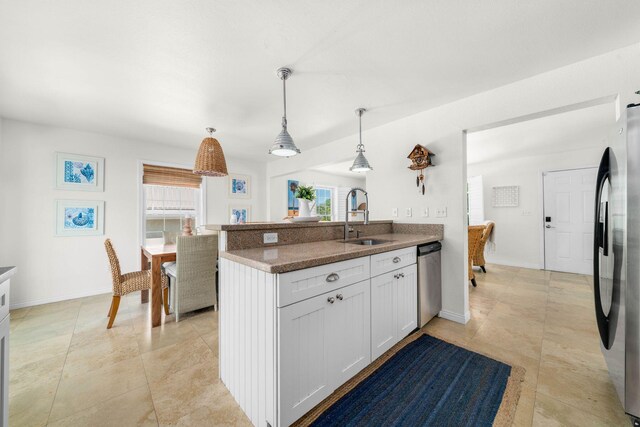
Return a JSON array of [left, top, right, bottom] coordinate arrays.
[[206, 220, 392, 232], [219, 233, 441, 273], [0, 266, 17, 283]]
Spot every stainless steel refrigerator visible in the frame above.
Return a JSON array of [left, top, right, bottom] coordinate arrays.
[[594, 102, 640, 425]]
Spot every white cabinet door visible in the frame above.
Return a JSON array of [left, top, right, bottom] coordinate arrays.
[[396, 264, 418, 338], [329, 280, 371, 388], [278, 292, 333, 427], [371, 264, 418, 361], [371, 271, 397, 360]]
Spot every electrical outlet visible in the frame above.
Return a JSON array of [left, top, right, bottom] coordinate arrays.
[[263, 233, 278, 244], [392, 208, 398, 217], [405, 208, 412, 217], [435, 207, 447, 218], [422, 208, 429, 217]]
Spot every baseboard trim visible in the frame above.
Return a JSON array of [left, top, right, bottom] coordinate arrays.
[[10, 288, 112, 310], [438, 309, 470, 325], [485, 256, 542, 270]]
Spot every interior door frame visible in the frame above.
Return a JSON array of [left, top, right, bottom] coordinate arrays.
[[540, 165, 598, 271]]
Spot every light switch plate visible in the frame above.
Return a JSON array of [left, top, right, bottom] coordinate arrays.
[[392, 208, 398, 217], [435, 207, 447, 218], [263, 233, 278, 244], [405, 208, 412, 217], [422, 208, 429, 217]]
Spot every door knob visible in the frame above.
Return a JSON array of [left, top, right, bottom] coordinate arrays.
[[327, 297, 335, 304], [545, 225, 555, 229], [336, 294, 343, 300]]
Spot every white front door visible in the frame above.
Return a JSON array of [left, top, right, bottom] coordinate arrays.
[[544, 168, 597, 274]]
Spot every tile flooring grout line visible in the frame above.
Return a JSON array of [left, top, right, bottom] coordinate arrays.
[[138, 317, 201, 426], [45, 303, 82, 425], [529, 276, 552, 426], [135, 337, 160, 427], [533, 389, 617, 425]]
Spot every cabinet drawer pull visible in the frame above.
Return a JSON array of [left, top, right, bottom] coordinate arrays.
[[326, 273, 340, 282], [400, 273, 405, 278], [336, 294, 343, 300], [393, 274, 399, 279], [392, 256, 401, 264], [327, 297, 335, 304]]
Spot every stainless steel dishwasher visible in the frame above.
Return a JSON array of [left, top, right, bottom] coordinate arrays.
[[417, 242, 442, 327]]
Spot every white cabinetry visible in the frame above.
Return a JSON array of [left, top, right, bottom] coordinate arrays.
[[370, 264, 417, 360], [220, 245, 423, 427], [278, 281, 370, 426]]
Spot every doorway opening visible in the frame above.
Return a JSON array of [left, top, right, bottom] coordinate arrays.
[[465, 99, 616, 274], [267, 159, 367, 222]]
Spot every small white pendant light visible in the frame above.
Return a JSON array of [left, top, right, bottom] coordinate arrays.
[[269, 67, 301, 157], [350, 108, 373, 172]]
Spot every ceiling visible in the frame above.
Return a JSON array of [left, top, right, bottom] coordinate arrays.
[[467, 102, 615, 164], [312, 160, 368, 178], [1, 1, 640, 161]]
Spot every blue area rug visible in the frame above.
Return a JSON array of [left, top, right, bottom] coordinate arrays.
[[301, 333, 524, 427]]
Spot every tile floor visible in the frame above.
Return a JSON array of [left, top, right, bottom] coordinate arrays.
[[425, 264, 628, 426], [9, 264, 628, 426]]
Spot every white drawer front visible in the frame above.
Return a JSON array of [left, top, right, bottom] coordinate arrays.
[[370, 247, 416, 277], [278, 257, 370, 307]]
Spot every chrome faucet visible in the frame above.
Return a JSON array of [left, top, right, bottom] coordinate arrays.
[[344, 187, 369, 240]]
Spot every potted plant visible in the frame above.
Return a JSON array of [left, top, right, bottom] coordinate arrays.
[[295, 185, 316, 217]]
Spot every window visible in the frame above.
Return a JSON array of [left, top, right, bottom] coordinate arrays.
[[144, 185, 202, 242], [315, 187, 334, 221], [142, 164, 204, 244]]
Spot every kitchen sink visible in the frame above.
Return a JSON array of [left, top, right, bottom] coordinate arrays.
[[343, 238, 393, 246]]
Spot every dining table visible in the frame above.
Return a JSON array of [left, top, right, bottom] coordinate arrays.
[[140, 243, 176, 327]]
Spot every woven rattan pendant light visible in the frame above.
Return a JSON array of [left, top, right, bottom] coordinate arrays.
[[193, 127, 228, 177], [269, 67, 301, 157], [350, 108, 373, 172]]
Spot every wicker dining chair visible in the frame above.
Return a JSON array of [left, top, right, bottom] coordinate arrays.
[[468, 225, 486, 287], [104, 239, 169, 329], [473, 221, 495, 273], [164, 235, 217, 322]]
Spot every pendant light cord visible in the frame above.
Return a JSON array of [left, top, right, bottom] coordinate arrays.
[[282, 77, 287, 129], [359, 110, 362, 147]]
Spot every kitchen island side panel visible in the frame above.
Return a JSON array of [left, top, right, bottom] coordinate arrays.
[[220, 258, 277, 427]]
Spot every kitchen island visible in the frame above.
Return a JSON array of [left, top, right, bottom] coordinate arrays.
[[216, 222, 443, 427]]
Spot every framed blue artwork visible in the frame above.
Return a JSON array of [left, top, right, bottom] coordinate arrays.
[[56, 200, 105, 236], [229, 206, 251, 224], [287, 179, 299, 217], [56, 152, 104, 191], [229, 173, 250, 198]]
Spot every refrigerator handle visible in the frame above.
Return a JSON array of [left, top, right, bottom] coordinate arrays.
[[593, 147, 611, 349]]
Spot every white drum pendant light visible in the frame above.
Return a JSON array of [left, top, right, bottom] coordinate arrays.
[[269, 67, 301, 157], [350, 108, 373, 172]]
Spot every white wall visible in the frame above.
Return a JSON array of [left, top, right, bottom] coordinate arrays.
[[267, 43, 640, 324], [468, 146, 607, 269], [269, 170, 365, 221], [0, 119, 266, 308]]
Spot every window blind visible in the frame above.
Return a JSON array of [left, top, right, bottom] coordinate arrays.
[[142, 164, 202, 189]]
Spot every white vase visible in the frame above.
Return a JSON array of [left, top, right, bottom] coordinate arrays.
[[297, 198, 316, 217]]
